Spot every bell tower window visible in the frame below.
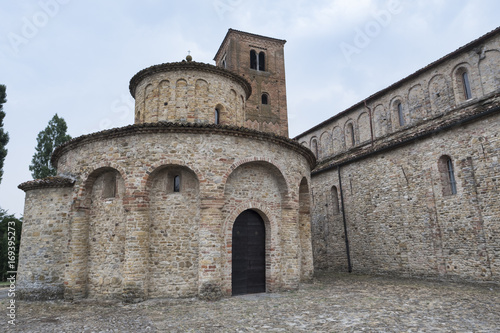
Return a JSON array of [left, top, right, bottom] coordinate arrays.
[[258, 51, 265, 71], [250, 50, 265, 71], [261, 93, 269, 105]]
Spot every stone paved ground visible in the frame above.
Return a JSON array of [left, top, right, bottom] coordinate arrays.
[[3, 272, 500, 332]]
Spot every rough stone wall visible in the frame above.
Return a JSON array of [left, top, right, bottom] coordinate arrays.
[[222, 161, 285, 293], [214, 29, 289, 137], [33, 127, 313, 300], [310, 111, 500, 281], [16, 187, 73, 300], [133, 69, 247, 127], [87, 170, 126, 298], [148, 166, 200, 298], [296, 28, 500, 283]]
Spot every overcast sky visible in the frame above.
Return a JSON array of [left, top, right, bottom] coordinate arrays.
[[1, 0, 499, 217]]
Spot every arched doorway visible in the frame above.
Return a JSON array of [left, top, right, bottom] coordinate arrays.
[[232, 210, 266, 295]]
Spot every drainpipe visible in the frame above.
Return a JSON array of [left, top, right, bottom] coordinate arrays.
[[337, 165, 352, 273], [364, 99, 374, 147]]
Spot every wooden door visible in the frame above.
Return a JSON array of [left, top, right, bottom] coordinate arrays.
[[232, 210, 266, 295]]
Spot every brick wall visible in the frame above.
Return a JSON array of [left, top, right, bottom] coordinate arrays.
[[214, 29, 289, 137]]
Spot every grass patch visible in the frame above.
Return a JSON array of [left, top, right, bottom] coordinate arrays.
[[0, 281, 11, 287]]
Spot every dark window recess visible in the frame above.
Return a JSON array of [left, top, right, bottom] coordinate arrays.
[[331, 186, 340, 214], [347, 123, 355, 147], [173, 175, 180, 192], [447, 158, 457, 195], [250, 50, 265, 71], [462, 71, 472, 100], [438, 155, 457, 196], [261, 94, 268, 105], [250, 50, 257, 70], [258, 51, 265, 71], [215, 108, 220, 124], [397, 102, 405, 126]]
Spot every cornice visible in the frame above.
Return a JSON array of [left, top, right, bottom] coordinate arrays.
[[51, 122, 316, 169], [18, 176, 75, 192], [129, 61, 252, 99]]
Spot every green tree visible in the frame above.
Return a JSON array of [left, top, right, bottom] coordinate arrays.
[[0, 84, 9, 184], [29, 114, 72, 179], [0, 209, 22, 281]]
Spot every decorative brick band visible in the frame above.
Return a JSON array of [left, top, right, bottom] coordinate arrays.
[[51, 122, 317, 168], [18, 176, 75, 192]]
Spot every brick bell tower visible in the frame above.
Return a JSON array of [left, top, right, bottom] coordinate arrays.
[[214, 29, 289, 137]]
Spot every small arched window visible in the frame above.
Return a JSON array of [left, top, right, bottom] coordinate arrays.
[[221, 53, 227, 69], [397, 102, 405, 126], [261, 93, 268, 105], [250, 50, 265, 71], [331, 186, 340, 214], [258, 51, 265, 71], [462, 71, 472, 100], [346, 123, 355, 147], [215, 108, 220, 124], [438, 155, 457, 196], [173, 175, 181, 192], [250, 50, 257, 70]]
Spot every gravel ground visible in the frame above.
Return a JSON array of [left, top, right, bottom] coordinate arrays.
[[3, 272, 500, 332]]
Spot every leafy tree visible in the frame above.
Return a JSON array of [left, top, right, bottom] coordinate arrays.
[[0, 209, 22, 281], [0, 84, 9, 184], [29, 114, 71, 179]]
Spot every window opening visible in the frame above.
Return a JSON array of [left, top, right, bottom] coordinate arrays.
[[221, 53, 227, 69], [215, 108, 220, 124], [261, 94, 268, 105], [331, 186, 340, 214], [258, 52, 265, 71], [397, 102, 405, 126], [462, 71, 472, 100], [347, 123, 355, 147], [447, 158, 457, 195], [250, 50, 265, 71], [250, 50, 257, 70], [173, 175, 181, 192]]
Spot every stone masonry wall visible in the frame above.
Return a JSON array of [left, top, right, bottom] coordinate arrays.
[[17, 186, 73, 300], [132, 66, 248, 127], [310, 110, 500, 281], [297, 28, 500, 283], [87, 170, 126, 299], [42, 125, 313, 300], [148, 166, 200, 298]]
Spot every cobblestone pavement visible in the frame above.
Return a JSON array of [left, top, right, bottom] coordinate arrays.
[[4, 272, 500, 332]]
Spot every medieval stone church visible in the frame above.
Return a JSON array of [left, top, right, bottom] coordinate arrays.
[[17, 27, 500, 301]]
